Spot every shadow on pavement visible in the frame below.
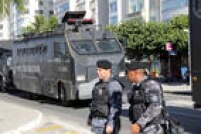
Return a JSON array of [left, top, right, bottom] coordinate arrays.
[[165, 91, 192, 96], [121, 106, 201, 134], [3, 88, 91, 108], [162, 82, 189, 86], [167, 106, 201, 134]]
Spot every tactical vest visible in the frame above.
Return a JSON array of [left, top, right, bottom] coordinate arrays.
[[128, 83, 147, 123], [91, 80, 110, 118], [128, 79, 164, 124]]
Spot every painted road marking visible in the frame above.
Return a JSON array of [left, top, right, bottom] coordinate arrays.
[[61, 130, 78, 134], [34, 122, 79, 134], [36, 123, 64, 132]]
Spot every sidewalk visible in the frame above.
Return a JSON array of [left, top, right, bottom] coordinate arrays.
[[162, 82, 191, 93], [25, 118, 93, 134], [0, 100, 42, 134], [0, 100, 92, 134], [0, 83, 192, 134]]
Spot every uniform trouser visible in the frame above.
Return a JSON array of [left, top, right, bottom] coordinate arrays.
[[91, 117, 121, 134], [113, 117, 121, 134], [141, 124, 164, 134]]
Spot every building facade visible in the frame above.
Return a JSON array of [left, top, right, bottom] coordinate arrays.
[[108, 0, 127, 24], [9, 0, 54, 39], [73, 0, 109, 27], [0, 16, 10, 40], [161, 0, 188, 21], [53, 0, 73, 23], [108, 0, 161, 24], [127, 0, 160, 22]]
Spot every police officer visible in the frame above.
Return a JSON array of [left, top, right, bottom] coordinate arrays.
[[88, 59, 122, 134], [126, 61, 164, 134]]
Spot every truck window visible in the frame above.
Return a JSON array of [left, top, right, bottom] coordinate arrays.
[[71, 40, 96, 55], [54, 42, 67, 58], [96, 39, 121, 53]]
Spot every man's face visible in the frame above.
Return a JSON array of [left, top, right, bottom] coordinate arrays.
[[127, 69, 143, 83], [97, 68, 111, 80]]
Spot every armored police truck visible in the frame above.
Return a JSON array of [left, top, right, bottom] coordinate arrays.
[[12, 11, 125, 103], [190, 1, 201, 108]]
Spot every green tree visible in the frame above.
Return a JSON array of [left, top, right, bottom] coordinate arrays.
[[0, 0, 24, 17], [32, 15, 46, 33], [106, 15, 189, 60], [166, 15, 189, 55], [23, 25, 34, 34], [23, 15, 58, 34], [46, 16, 59, 31]]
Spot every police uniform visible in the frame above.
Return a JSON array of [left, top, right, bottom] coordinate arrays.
[[127, 62, 164, 134], [88, 60, 122, 134]]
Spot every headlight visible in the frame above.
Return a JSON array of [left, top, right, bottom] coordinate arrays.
[[76, 75, 86, 82], [119, 71, 125, 77]]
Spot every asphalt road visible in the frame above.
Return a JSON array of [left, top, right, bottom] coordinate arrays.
[[0, 90, 200, 134]]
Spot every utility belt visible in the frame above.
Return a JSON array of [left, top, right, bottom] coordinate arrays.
[[129, 103, 163, 124], [148, 114, 164, 125], [91, 107, 109, 118], [142, 124, 162, 133]]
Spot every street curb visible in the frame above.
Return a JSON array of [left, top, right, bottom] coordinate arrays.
[[3, 110, 43, 134], [166, 100, 194, 107]]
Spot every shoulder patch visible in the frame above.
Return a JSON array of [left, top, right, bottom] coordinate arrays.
[[143, 79, 162, 92]]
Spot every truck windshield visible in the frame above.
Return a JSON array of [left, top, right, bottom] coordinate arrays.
[[96, 39, 121, 53], [71, 39, 121, 55], [71, 40, 96, 55]]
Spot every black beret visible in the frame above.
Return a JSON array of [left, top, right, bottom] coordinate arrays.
[[126, 61, 149, 70], [97, 60, 112, 69]]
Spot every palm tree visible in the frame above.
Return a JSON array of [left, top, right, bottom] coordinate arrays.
[[0, 0, 24, 17], [23, 15, 59, 34]]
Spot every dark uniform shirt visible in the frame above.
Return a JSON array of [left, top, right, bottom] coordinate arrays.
[[89, 78, 122, 134], [128, 77, 164, 134]]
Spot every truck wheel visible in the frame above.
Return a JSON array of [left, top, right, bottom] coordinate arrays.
[[58, 84, 69, 106], [1, 86, 7, 93], [194, 103, 201, 109], [0, 75, 3, 92]]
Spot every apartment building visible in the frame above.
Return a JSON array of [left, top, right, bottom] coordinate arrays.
[[9, 0, 54, 38]]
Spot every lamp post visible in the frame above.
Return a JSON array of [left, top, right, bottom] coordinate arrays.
[[184, 29, 190, 85]]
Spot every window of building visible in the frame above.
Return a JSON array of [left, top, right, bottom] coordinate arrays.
[[24, 8, 29, 14], [61, 3, 69, 11], [49, 10, 54, 15], [110, 16, 118, 24], [39, 0, 44, 6], [0, 24, 3, 30], [109, 0, 117, 13], [24, 0, 29, 5], [0, 33, 3, 37], [129, 0, 144, 13], [149, 0, 160, 22], [150, 16, 157, 22], [162, 0, 188, 11], [49, 1, 53, 5], [35, 10, 44, 14]]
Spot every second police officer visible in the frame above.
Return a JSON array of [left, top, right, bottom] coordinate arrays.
[[88, 59, 122, 134], [126, 61, 165, 134]]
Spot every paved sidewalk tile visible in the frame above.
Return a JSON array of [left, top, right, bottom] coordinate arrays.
[[0, 100, 42, 134]]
